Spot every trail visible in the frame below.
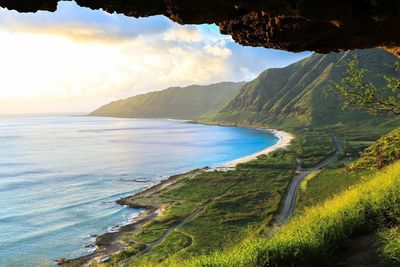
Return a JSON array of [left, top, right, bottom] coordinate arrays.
[[275, 132, 342, 224], [140, 171, 245, 255], [140, 204, 206, 254]]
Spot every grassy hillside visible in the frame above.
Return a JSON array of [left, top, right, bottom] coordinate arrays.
[[212, 49, 399, 128], [90, 82, 243, 119], [86, 49, 400, 266], [167, 160, 400, 267], [105, 128, 400, 267], [348, 128, 400, 171]]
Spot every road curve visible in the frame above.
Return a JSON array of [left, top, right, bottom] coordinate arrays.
[[275, 132, 341, 224]]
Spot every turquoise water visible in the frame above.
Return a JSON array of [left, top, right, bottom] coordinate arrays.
[[0, 116, 278, 266]]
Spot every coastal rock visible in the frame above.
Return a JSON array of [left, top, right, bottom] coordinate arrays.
[[1, 0, 400, 55]]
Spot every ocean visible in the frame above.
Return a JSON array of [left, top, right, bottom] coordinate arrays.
[[0, 116, 278, 266]]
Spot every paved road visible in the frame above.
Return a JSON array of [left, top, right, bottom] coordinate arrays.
[[275, 132, 342, 224]]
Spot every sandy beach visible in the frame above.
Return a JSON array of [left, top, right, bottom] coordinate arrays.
[[222, 129, 294, 168], [67, 127, 293, 265]]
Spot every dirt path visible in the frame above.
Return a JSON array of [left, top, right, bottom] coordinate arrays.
[[140, 204, 206, 254], [140, 171, 246, 255], [332, 233, 379, 267], [275, 132, 342, 224]]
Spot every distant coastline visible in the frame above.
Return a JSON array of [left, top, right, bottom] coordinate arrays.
[[67, 123, 293, 265]]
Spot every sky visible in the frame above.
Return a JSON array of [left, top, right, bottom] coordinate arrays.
[[0, 1, 310, 115]]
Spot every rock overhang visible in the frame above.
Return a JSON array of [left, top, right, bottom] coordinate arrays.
[[0, 0, 399, 55]]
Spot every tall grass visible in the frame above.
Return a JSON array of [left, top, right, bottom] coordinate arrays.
[[378, 226, 400, 266], [175, 160, 400, 267]]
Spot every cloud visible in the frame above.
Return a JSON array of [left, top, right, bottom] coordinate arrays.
[[203, 44, 232, 58], [163, 26, 201, 42], [0, 1, 173, 42], [0, 1, 311, 115]]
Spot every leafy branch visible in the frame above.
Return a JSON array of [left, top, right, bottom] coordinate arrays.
[[327, 59, 400, 116]]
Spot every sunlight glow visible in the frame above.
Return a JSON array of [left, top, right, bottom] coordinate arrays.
[[0, 1, 310, 115]]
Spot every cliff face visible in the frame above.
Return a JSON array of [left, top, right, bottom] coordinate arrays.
[[214, 48, 400, 127], [1, 0, 400, 54]]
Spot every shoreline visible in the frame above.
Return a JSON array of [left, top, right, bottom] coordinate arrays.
[[65, 126, 293, 266], [221, 129, 293, 168]]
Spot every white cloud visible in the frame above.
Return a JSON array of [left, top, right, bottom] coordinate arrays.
[[203, 44, 232, 58], [0, 2, 311, 115], [163, 26, 201, 42]]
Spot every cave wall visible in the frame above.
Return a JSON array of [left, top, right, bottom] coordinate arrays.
[[1, 0, 400, 54]]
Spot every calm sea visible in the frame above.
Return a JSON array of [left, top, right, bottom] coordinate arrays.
[[0, 116, 278, 266]]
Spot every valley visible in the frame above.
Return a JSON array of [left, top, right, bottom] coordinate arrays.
[[84, 48, 400, 267]]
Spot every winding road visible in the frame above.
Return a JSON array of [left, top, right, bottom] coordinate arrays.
[[140, 134, 342, 254], [275, 132, 342, 224]]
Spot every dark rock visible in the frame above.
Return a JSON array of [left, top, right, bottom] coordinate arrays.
[[1, 0, 400, 54]]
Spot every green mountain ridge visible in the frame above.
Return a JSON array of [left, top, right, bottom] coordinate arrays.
[[90, 82, 244, 119], [86, 48, 400, 267], [213, 49, 399, 128], [91, 49, 399, 130]]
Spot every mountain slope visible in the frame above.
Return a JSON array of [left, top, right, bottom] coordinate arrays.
[[212, 49, 399, 128], [348, 128, 400, 171], [90, 82, 243, 119]]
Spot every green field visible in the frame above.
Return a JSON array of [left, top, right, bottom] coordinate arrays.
[[179, 160, 400, 267], [292, 130, 335, 168], [85, 48, 400, 267], [100, 149, 296, 266], [296, 166, 370, 213]]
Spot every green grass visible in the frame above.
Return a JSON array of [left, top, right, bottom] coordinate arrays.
[[128, 231, 193, 266], [132, 204, 198, 244], [120, 150, 296, 266], [293, 130, 335, 168], [378, 226, 400, 266], [296, 166, 370, 212], [166, 160, 400, 267], [102, 127, 400, 267], [349, 128, 400, 171]]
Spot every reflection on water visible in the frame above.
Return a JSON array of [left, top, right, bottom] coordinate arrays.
[[0, 116, 277, 266]]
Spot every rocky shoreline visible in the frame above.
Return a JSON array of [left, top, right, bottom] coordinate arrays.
[[62, 169, 205, 266], [62, 127, 292, 266]]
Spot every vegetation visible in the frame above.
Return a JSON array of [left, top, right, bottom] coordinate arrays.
[[115, 128, 400, 267], [101, 149, 296, 266], [378, 226, 400, 266], [348, 128, 400, 171], [90, 82, 243, 119], [87, 49, 400, 266], [175, 160, 400, 267], [212, 49, 399, 128], [296, 166, 369, 212], [292, 130, 335, 168], [329, 59, 400, 115], [90, 49, 400, 130]]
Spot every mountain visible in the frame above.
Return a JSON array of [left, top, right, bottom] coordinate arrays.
[[90, 82, 244, 119], [91, 49, 399, 129], [212, 49, 399, 128]]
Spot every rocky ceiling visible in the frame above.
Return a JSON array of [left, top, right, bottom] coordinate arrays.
[[1, 0, 400, 55]]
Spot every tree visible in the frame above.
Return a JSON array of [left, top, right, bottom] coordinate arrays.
[[328, 59, 400, 115]]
